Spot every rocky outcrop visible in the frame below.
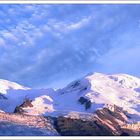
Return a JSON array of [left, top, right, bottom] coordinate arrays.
[[14, 98, 33, 114], [55, 105, 132, 136], [122, 122, 140, 136], [1, 104, 140, 136], [56, 116, 113, 136], [14, 106, 25, 114], [95, 104, 128, 135], [78, 97, 91, 110]]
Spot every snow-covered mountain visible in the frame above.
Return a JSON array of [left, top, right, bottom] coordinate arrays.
[[1, 72, 140, 136], [0, 72, 140, 122], [50, 72, 140, 121]]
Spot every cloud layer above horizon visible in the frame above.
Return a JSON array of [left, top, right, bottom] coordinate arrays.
[[0, 4, 140, 88]]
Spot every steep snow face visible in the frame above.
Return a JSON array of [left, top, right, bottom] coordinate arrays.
[[85, 73, 140, 116], [24, 72, 140, 119], [0, 79, 30, 94]]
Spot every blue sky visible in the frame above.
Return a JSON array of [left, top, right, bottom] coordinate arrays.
[[0, 4, 140, 88]]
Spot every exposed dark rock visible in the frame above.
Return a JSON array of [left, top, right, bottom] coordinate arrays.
[[14, 98, 33, 114], [78, 97, 91, 110], [85, 100, 91, 110], [78, 97, 87, 104], [14, 106, 26, 114], [20, 98, 33, 108], [56, 116, 113, 136], [71, 81, 80, 88], [55, 105, 135, 136], [121, 121, 140, 136]]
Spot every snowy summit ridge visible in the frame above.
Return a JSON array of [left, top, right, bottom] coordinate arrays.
[[0, 79, 30, 94], [0, 72, 140, 121]]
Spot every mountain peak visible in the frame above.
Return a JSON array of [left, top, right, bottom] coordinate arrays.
[[0, 72, 140, 121], [0, 79, 30, 94], [86, 72, 140, 89]]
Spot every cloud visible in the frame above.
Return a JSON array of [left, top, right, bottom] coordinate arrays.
[[0, 37, 6, 47], [97, 28, 140, 77], [0, 4, 140, 88], [99, 46, 140, 76], [63, 15, 93, 32], [2, 32, 18, 42]]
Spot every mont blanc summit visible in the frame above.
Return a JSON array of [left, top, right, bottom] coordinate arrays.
[[0, 72, 140, 136]]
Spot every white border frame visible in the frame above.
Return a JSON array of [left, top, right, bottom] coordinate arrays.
[[1, 136, 140, 139], [0, 1, 140, 4]]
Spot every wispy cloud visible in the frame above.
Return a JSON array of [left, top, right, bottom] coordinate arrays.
[[0, 37, 6, 47], [66, 16, 92, 30], [0, 4, 140, 88]]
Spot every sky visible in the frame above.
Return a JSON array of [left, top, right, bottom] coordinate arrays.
[[0, 4, 140, 88]]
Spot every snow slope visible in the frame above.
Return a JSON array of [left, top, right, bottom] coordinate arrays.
[[18, 72, 140, 121], [0, 79, 29, 94], [0, 79, 54, 112], [0, 72, 140, 121]]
